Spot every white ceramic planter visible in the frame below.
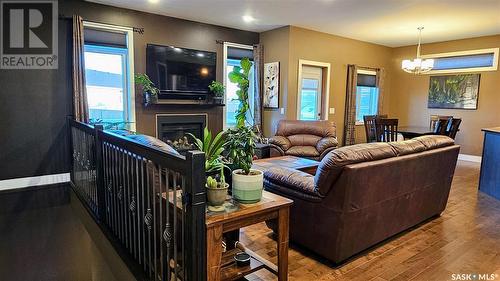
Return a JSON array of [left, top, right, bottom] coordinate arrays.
[[232, 169, 264, 203]]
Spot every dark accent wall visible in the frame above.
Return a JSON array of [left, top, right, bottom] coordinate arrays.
[[0, 0, 259, 180]]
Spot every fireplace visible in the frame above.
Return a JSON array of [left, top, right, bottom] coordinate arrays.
[[156, 114, 207, 153]]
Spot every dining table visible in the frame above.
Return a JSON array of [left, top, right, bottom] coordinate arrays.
[[398, 126, 435, 139]]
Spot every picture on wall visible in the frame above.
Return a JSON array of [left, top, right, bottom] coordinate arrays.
[[263, 62, 280, 108], [428, 74, 480, 110]]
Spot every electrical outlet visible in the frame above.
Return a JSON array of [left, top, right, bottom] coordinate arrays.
[[329, 108, 335, 114], [280, 108, 285, 115]]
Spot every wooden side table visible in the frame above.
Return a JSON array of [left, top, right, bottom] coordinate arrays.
[[206, 191, 292, 281]]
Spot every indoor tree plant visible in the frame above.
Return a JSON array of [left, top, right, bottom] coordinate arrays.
[[208, 81, 225, 104], [134, 73, 159, 106], [226, 57, 264, 203]]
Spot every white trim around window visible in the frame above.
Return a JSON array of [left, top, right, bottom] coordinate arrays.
[[421, 48, 499, 74], [222, 42, 254, 130], [297, 59, 331, 121], [83, 21, 136, 131]]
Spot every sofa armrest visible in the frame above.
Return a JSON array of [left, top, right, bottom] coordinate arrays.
[[269, 135, 292, 151], [264, 167, 318, 196], [316, 137, 338, 154]]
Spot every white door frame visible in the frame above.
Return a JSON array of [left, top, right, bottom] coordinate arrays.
[[83, 21, 136, 131], [222, 42, 254, 129], [297, 59, 331, 120]]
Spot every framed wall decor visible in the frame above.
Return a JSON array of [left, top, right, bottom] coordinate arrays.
[[263, 62, 280, 109], [428, 74, 480, 110]]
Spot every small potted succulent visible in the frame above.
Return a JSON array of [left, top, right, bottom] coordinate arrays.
[[135, 73, 159, 106], [208, 81, 225, 105], [206, 174, 229, 208]]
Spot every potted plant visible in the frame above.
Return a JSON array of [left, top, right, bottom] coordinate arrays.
[[225, 126, 262, 203], [134, 73, 159, 106], [208, 81, 225, 104], [225, 57, 263, 203], [205, 174, 229, 209], [188, 127, 229, 209]]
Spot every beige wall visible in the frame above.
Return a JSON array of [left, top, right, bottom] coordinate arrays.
[[261, 26, 499, 156], [260, 27, 291, 137], [390, 35, 500, 156], [260, 26, 393, 145]]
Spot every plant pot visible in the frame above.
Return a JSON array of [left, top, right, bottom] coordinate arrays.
[[212, 96, 224, 105], [143, 91, 157, 106], [232, 169, 264, 204], [206, 183, 228, 207]]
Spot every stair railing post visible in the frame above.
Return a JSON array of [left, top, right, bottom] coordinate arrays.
[[94, 124, 107, 223]]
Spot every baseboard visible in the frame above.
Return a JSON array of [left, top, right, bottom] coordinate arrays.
[[0, 173, 70, 191], [458, 154, 482, 163]]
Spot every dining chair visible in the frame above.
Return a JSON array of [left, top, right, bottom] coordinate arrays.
[[447, 118, 462, 139], [430, 115, 453, 132], [375, 118, 399, 142], [433, 118, 450, 135], [364, 115, 388, 143]]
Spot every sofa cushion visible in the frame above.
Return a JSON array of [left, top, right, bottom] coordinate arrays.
[[264, 167, 317, 196], [288, 134, 322, 147], [317, 137, 339, 154], [286, 146, 320, 157], [269, 135, 292, 151], [314, 143, 397, 196], [415, 135, 455, 150], [276, 120, 336, 138], [388, 139, 426, 156]]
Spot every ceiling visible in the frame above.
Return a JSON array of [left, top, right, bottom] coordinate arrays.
[[86, 0, 500, 47]]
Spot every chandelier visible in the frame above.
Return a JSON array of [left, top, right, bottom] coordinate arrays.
[[402, 27, 434, 74]]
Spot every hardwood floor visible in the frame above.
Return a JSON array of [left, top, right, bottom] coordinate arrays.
[[239, 161, 500, 281]]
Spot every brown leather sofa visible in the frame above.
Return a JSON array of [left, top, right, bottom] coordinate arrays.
[[269, 120, 338, 160], [264, 135, 460, 263]]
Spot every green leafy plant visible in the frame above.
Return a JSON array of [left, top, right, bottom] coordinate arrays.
[[228, 57, 253, 128], [188, 127, 228, 176], [225, 126, 257, 175], [134, 73, 159, 97], [208, 81, 225, 98]]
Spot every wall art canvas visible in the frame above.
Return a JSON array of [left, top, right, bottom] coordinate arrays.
[[263, 62, 280, 108], [428, 74, 480, 110]]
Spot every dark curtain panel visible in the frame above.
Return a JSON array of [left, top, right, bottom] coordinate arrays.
[[343, 64, 358, 146], [376, 68, 386, 115], [72, 15, 89, 123], [253, 44, 264, 137]]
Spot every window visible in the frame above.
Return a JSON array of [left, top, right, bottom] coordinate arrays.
[[85, 45, 129, 124], [421, 48, 499, 74], [223, 43, 255, 128], [83, 22, 135, 130], [298, 66, 323, 120], [297, 60, 331, 121], [355, 70, 379, 124]]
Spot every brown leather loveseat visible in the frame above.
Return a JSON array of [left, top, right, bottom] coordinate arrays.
[[269, 120, 338, 160], [264, 135, 460, 263]]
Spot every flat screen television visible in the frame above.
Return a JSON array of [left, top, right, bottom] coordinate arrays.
[[146, 44, 216, 100]]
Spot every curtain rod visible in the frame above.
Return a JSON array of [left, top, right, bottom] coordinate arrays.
[[58, 14, 145, 34]]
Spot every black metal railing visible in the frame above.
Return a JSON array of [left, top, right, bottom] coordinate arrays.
[[69, 118, 206, 281]]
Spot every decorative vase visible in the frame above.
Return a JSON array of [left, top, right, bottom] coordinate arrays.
[[206, 183, 228, 207], [231, 169, 264, 204]]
